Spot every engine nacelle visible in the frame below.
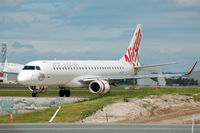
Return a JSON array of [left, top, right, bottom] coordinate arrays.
[[89, 80, 110, 94], [28, 86, 48, 93]]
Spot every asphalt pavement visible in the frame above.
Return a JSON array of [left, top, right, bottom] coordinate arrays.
[[0, 123, 199, 133]]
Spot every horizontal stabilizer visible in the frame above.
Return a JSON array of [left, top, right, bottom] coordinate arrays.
[[135, 62, 177, 69]]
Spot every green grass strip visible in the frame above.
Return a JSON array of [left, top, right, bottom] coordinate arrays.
[[0, 88, 200, 123]]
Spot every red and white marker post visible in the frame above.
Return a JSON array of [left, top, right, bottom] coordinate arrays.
[[10, 111, 13, 123]]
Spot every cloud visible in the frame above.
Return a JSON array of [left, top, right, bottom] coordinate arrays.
[[68, 1, 89, 16], [0, 0, 199, 72], [7, 44, 122, 65], [172, 0, 200, 7], [0, 0, 27, 9], [12, 42, 34, 49]]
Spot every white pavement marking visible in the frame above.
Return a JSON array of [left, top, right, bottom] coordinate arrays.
[[191, 115, 194, 133], [49, 106, 61, 123]]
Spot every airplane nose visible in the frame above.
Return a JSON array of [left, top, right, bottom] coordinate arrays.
[[17, 72, 30, 84]]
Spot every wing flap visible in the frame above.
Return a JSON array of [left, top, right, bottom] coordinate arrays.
[[81, 74, 184, 82]]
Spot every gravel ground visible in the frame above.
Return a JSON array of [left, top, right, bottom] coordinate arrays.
[[83, 95, 200, 124]]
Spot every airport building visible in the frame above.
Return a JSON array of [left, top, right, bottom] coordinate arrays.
[[190, 71, 200, 85]]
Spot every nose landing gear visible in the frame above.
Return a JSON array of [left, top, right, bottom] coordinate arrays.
[[29, 86, 47, 97], [32, 92, 38, 97], [59, 87, 71, 97]]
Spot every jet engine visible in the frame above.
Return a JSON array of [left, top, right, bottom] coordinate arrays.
[[28, 86, 48, 93], [89, 80, 110, 94]]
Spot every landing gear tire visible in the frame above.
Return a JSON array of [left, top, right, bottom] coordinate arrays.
[[32, 92, 38, 97], [59, 90, 65, 97], [64, 89, 71, 97]]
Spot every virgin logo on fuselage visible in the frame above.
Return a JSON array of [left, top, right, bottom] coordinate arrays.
[[124, 28, 141, 67]]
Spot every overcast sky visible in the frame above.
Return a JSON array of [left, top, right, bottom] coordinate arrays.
[[0, 0, 199, 72]]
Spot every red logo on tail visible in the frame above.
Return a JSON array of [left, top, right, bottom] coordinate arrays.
[[124, 28, 141, 67]]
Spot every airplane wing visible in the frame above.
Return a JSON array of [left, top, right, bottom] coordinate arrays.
[[1, 60, 20, 75], [3, 71, 19, 75], [81, 62, 197, 82]]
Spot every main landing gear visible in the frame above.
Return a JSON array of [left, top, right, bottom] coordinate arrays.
[[59, 87, 71, 97]]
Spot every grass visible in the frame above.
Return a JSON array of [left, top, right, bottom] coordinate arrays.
[[0, 87, 200, 123], [0, 86, 96, 97], [193, 94, 200, 101], [0, 86, 132, 97], [123, 97, 129, 102], [142, 101, 159, 109]]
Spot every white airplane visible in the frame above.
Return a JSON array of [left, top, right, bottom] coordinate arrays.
[[0, 59, 24, 83], [17, 24, 197, 97]]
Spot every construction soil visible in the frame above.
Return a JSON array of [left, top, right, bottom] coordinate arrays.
[[83, 95, 200, 124]]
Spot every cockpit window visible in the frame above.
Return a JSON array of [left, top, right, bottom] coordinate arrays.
[[23, 66, 35, 70], [36, 66, 41, 70], [23, 66, 41, 70]]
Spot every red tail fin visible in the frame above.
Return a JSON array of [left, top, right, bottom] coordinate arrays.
[[121, 24, 142, 67]]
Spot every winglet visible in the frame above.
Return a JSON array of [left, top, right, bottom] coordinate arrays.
[[185, 61, 197, 75]]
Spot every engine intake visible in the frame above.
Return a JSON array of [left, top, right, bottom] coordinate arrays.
[[89, 80, 110, 94]]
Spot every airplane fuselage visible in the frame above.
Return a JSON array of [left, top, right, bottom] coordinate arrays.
[[18, 60, 135, 88]]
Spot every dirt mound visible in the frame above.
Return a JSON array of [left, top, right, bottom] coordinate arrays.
[[83, 95, 200, 124]]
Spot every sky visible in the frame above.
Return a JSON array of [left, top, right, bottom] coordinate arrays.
[[0, 0, 200, 72]]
